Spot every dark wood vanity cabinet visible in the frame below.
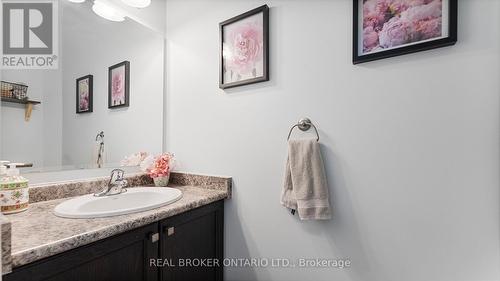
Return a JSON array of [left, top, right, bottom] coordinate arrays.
[[160, 200, 224, 281], [4, 201, 224, 281], [4, 223, 159, 281]]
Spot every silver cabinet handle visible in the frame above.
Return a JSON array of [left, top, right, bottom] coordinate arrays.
[[167, 227, 175, 236], [148, 232, 159, 243]]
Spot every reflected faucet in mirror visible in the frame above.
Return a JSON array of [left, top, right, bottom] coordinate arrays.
[[95, 131, 105, 168]]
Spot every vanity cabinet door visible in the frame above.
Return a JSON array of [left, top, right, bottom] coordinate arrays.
[[4, 223, 159, 281], [160, 200, 224, 281]]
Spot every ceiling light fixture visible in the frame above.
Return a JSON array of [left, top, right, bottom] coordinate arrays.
[[120, 0, 151, 9], [68, 0, 86, 3], [92, 0, 125, 22]]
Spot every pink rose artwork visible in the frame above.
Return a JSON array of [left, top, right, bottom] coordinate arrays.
[[362, 0, 444, 54], [111, 67, 125, 106], [223, 13, 264, 83]]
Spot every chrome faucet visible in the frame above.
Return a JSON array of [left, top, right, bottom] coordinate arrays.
[[94, 169, 128, 197]]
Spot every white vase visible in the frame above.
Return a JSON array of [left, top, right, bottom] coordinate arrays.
[[153, 175, 170, 187]]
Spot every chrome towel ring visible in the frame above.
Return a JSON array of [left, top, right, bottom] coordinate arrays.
[[287, 118, 320, 141]]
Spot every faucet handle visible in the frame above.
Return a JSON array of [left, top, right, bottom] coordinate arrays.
[[110, 168, 125, 181], [95, 169, 127, 197], [117, 179, 128, 188], [108, 169, 125, 189]]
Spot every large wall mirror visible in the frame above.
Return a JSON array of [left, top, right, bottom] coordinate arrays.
[[0, 0, 166, 182]]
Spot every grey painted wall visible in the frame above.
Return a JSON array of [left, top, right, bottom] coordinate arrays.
[[165, 0, 500, 280]]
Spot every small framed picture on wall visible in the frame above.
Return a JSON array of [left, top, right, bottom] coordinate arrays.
[[353, 0, 458, 64], [76, 75, 93, 114], [108, 61, 130, 108], [219, 5, 269, 89]]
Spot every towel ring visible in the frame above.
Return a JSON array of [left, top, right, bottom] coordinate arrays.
[[287, 118, 320, 141]]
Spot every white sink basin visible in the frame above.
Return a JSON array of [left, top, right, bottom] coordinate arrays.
[[54, 187, 182, 218]]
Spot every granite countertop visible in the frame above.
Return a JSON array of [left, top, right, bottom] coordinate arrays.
[[0, 213, 12, 273], [1, 172, 231, 274]]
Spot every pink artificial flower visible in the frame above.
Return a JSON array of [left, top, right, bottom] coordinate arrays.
[[139, 152, 148, 161], [226, 22, 263, 75], [148, 153, 175, 179]]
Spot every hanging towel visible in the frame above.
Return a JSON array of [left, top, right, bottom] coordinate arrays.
[[281, 138, 331, 220]]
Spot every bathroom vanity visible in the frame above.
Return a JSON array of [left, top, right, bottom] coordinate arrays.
[[0, 1, 229, 280], [1, 172, 231, 281]]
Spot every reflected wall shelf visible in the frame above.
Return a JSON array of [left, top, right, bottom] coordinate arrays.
[[1, 97, 41, 121]]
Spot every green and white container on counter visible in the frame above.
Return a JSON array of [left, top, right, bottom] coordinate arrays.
[[0, 164, 29, 214]]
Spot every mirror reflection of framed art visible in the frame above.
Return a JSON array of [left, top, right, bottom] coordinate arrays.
[[108, 61, 130, 108], [76, 75, 93, 114]]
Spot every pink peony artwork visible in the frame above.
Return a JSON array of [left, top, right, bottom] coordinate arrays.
[[76, 75, 92, 114], [78, 79, 89, 111], [108, 61, 129, 108], [220, 5, 269, 89], [111, 67, 125, 106], [361, 0, 445, 54]]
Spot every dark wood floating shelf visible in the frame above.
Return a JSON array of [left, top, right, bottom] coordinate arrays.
[[1, 97, 41, 104]]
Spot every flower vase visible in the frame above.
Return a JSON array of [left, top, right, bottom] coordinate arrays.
[[153, 175, 170, 187]]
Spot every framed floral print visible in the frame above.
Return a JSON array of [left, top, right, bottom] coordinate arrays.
[[76, 75, 93, 114], [108, 61, 130, 108], [353, 0, 457, 64], [219, 5, 269, 89]]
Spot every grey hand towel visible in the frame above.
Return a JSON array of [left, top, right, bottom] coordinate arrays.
[[281, 138, 331, 220]]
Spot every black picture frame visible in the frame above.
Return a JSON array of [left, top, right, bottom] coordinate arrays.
[[353, 0, 457, 64], [76, 75, 93, 114], [108, 61, 130, 108], [219, 5, 269, 89]]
